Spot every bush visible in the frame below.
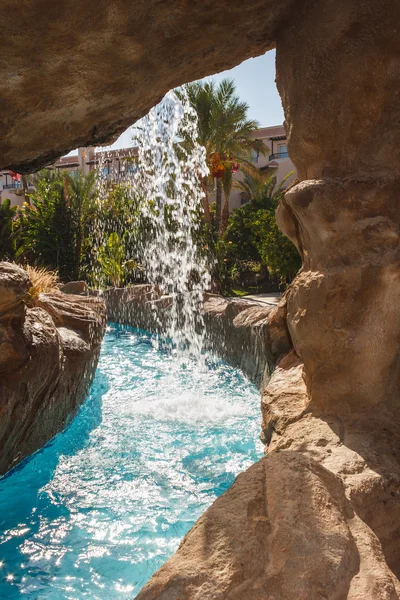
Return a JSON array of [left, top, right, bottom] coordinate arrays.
[[24, 265, 59, 306], [15, 172, 77, 280], [216, 186, 301, 293], [0, 199, 17, 260]]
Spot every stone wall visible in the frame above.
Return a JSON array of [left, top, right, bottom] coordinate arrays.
[[102, 286, 291, 388], [0, 263, 106, 475]]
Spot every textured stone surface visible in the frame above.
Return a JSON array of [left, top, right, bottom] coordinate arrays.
[[0, 0, 302, 173], [0, 262, 106, 475], [132, 0, 400, 597], [202, 293, 291, 387], [60, 280, 88, 295], [136, 452, 399, 600], [102, 287, 291, 387]]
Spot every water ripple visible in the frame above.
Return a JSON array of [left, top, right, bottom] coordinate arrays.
[[0, 324, 262, 599]]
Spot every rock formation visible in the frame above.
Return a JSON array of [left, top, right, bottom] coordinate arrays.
[[0, 0, 301, 173], [135, 1, 400, 598], [1, 0, 400, 596], [103, 286, 291, 387], [0, 263, 106, 475]]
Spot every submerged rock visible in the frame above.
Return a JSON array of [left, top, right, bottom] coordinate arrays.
[[0, 262, 106, 475]]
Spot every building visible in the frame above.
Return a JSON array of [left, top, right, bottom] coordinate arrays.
[[0, 171, 28, 207], [0, 147, 138, 207], [0, 124, 295, 210], [228, 124, 296, 211], [53, 147, 138, 180]]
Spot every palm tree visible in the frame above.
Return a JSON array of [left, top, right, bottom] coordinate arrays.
[[234, 171, 294, 209], [185, 79, 265, 235], [17, 169, 98, 280], [66, 170, 97, 279]]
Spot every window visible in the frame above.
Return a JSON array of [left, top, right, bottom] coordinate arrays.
[[4, 174, 22, 189], [251, 148, 259, 163], [278, 144, 287, 156]]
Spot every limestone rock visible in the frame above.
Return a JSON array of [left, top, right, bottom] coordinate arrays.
[[60, 280, 88, 295], [136, 452, 399, 600], [0, 262, 106, 475], [0, 0, 301, 173], [0, 262, 30, 317], [0, 263, 31, 373], [203, 294, 291, 386]]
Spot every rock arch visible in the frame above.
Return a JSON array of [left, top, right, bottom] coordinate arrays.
[[1, 0, 400, 597]]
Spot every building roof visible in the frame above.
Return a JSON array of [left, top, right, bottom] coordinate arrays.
[[55, 155, 79, 167], [253, 124, 286, 140]]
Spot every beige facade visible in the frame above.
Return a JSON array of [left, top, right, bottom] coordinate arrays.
[[53, 147, 138, 181], [0, 147, 137, 207], [1, 126, 294, 210], [228, 124, 296, 211]]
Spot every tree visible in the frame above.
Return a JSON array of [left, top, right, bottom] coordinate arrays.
[[234, 171, 294, 209], [81, 182, 147, 286], [97, 231, 142, 287], [98, 232, 125, 287], [220, 173, 301, 289], [66, 170, 98, 279], [16, 169, 99, 280], [0, 198, 17, 260], [16, 170, 76, 280], [184, 79, 265, 235]]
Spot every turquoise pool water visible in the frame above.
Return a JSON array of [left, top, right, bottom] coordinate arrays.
[[0, 324, 262, 599]]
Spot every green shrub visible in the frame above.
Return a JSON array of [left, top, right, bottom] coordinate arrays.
[[216, 180, 301, 292], [0, 198, 17, 260]]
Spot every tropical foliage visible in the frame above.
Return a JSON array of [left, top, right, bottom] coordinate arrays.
[[24, 265, 59, 306], [216, 173, 301, 292], [16, 171, 77, 279], [183, 78, 265, 235], [0, 198, 17, 260], [0, 79, 301, 293]]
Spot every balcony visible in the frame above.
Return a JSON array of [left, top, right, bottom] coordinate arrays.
[[268, 151, 289, 161], [3, 181, 22, 189]]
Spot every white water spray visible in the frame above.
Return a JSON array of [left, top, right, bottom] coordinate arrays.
[[97, 91, 211, 360]]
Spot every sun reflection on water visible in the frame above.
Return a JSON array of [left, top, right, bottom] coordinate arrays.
[[0, 324, 262, 599]]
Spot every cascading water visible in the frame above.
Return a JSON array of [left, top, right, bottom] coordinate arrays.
[[96, 90, 211, 359], [132, 91, 211, 359]]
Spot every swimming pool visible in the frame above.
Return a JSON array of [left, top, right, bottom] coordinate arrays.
[[0, 324, 262, 599]]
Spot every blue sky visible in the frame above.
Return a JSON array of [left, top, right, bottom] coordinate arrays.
[[66, 50, 282, 155], [102, 50, 283, 152], [203, 50, 283, 127]]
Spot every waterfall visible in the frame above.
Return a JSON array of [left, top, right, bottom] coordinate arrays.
[[97, 91, 211, 361]]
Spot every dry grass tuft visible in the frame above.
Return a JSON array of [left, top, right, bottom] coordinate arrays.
[[25, 265, 59, 306]]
